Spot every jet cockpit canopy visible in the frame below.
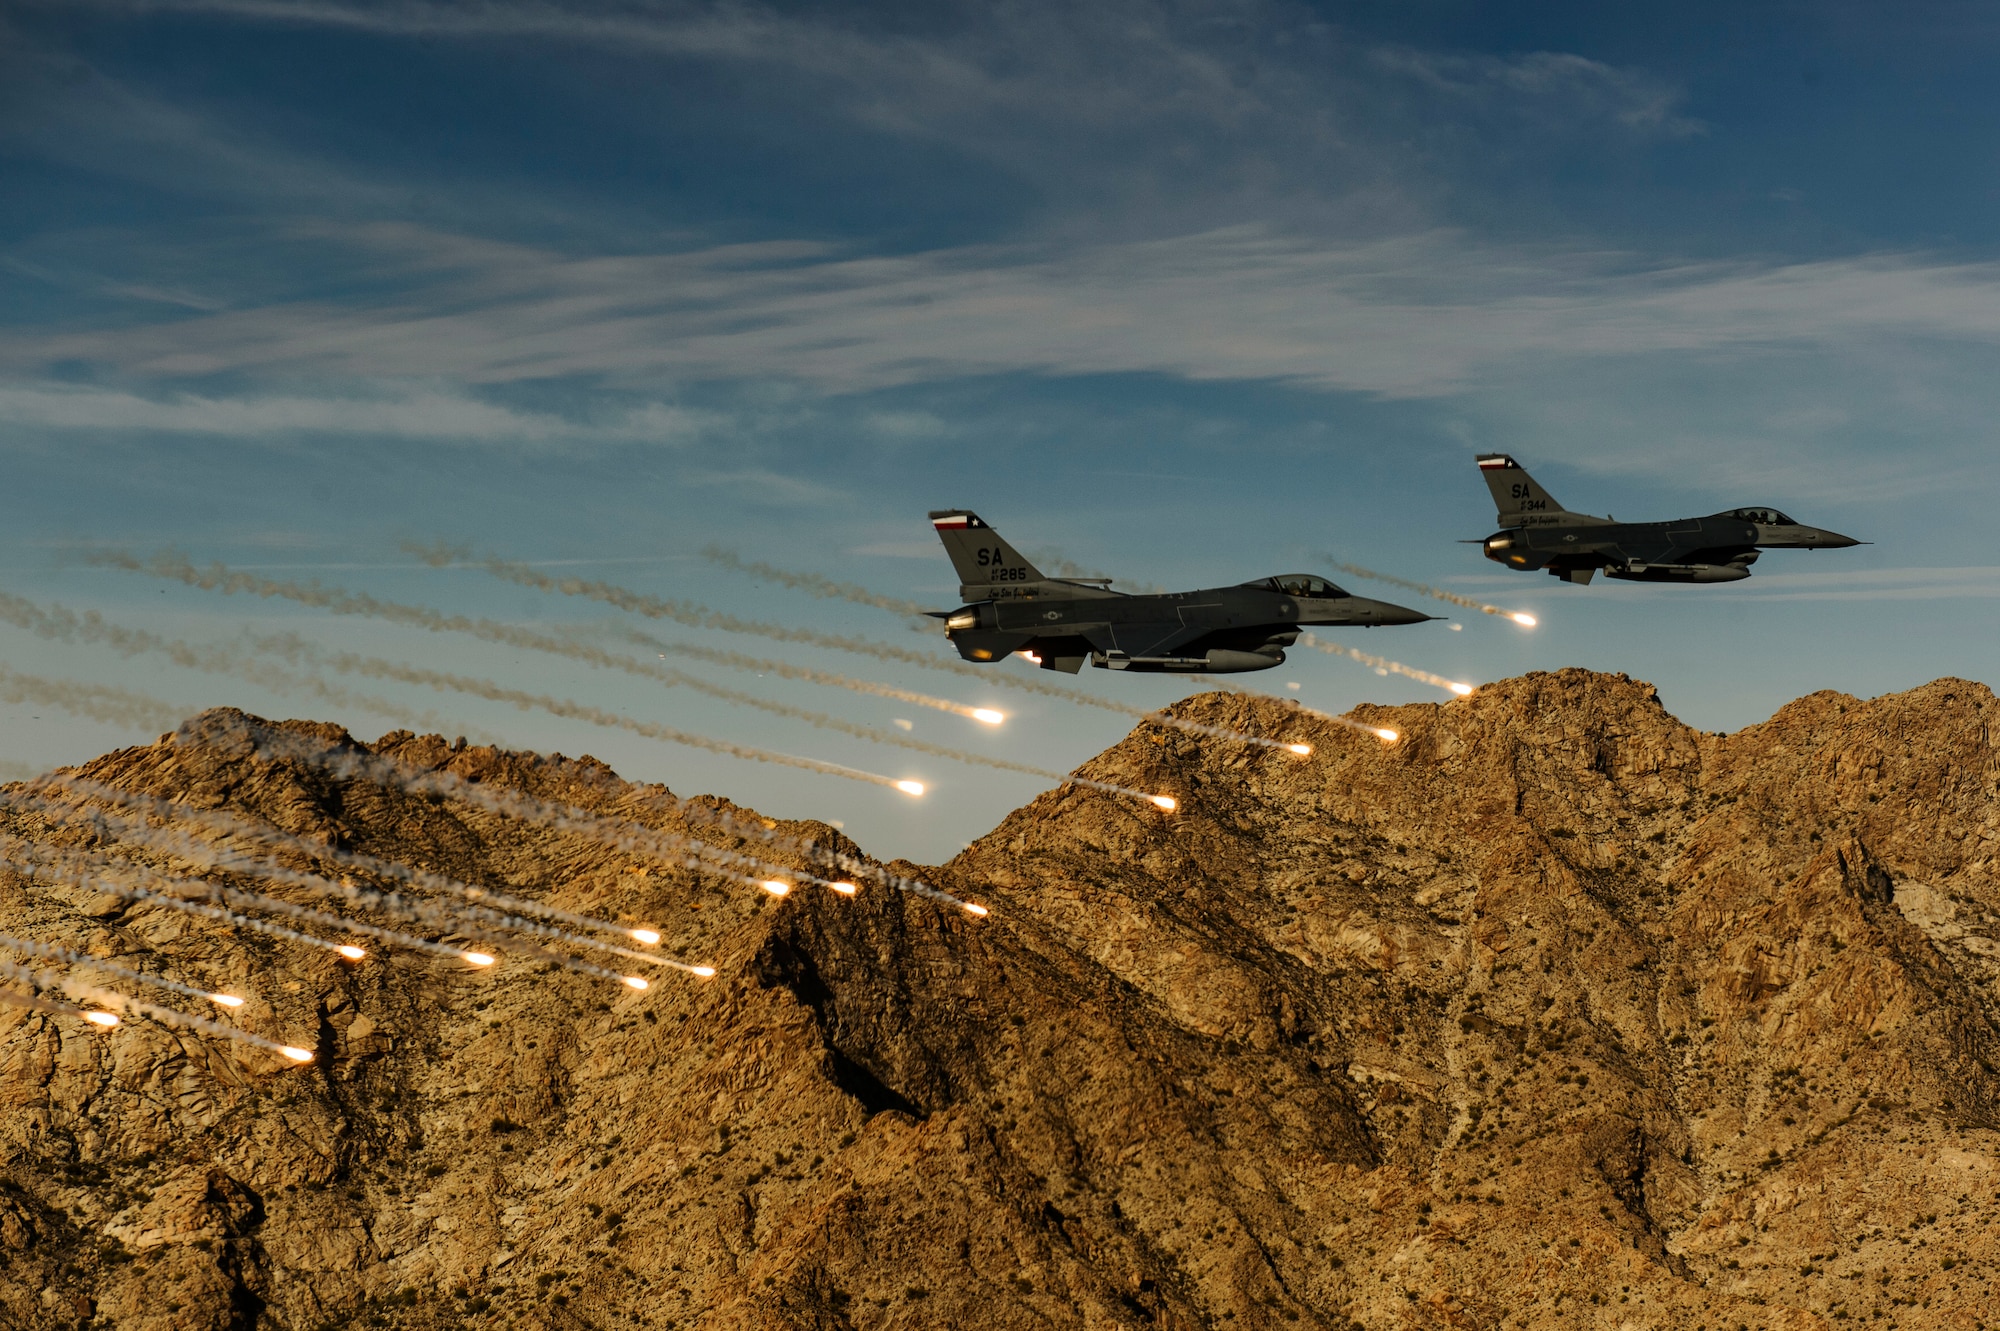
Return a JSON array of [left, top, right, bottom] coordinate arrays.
[[1728, 508, 1797, 526], [1254, 574, 1347, 598]]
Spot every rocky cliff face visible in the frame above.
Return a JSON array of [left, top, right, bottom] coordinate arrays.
[[3, 669, 1998, 1331]]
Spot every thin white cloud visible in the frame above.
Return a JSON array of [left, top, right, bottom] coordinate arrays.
[[0, 381, 723, 443], [47, 0, 1694, 236], [11, 225, 2000, 401]]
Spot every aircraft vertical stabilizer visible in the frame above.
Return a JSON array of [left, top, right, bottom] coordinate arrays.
[[1476, 453, 1578, 526], [929, 510, 1048, 593]]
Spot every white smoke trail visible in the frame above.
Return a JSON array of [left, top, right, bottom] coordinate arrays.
[[28, 777, 706, 983], [0, 830, 473, 962], [80, 556, 1000, 730], [3, 789, 686, 983], [609, 628, 1003, 724], [245, 628, 1047, 786], [404, 541, 1341, 757], [42, 774, 658, 949], [1060, 774, 1181, 811], [415, 541, 1340, 759], [0, 956, 312, 1062], [1320, 557, 1538, 627], [0, 837, 355, 957], [32, 563, 1288, 768], [255, 638, 925, 792], [700, 546, 932, 617], [0, 593, 481, 737], [0, 983, 96, 1021], [1251, 692, 1402, 744], [6, 581, 926, 796], [1295, 632, 1475, 697], [0, 931, 246, 1008], [194, 713, 980, 913], [404, 541, 1125, 705], [0, 662, 187, 731]]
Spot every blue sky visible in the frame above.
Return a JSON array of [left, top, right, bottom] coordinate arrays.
[[2, 0, 1996, 860]]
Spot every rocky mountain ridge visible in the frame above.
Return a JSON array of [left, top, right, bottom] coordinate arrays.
[[1, 668, 1997, 1330]]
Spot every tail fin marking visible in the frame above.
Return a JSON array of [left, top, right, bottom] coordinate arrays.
[[1476, 453, 1600, 527], [929, 510, 1048, 591]]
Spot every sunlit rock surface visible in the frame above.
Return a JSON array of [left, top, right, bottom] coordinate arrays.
[[2, 670, 1997, 1329]]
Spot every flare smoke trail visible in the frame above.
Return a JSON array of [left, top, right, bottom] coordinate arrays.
[[0, 931, 244, 1008], [201, 715, 976, 910], [6, 789, 667, 983], [0, 593, 480, 737], [1129, 710, 1316, 755], [396, 539, 1320, 747], [43, 774, 665, 953], [0, 840, 354, 956], [1296, 632, 1475, 696], [613, 630, 1002, 723], [251, 634, 926, 793], [223, 620, 1046, 787], [0, 829, 472, 961], [1320, 557, 1538, 627], [405, 542, 1125, 706], [0, 983, 94, 1020], [1253, 692, 1402, 743], [701, 547, 931, 617], [0, 956, 311, 1061], [0, 662, 186, 731], [6, 581, 917, 795], [6, 585, 972, 789], [83, 556, 997, 729], [278, 635, 1183, 797], [29, 777, 700, 981]]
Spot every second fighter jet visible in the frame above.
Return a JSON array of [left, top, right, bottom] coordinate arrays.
[[929, 509, 1431, 674], [1475, 454, 1861, 585]]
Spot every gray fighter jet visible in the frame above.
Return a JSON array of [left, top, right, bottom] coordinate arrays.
[[1475, 454, 1861, 585], [929, 510, 1432, 673]]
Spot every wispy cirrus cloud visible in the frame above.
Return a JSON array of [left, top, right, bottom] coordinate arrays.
[[10, 223, 2000, 402], [32, 0, 1699, 237], [0, 380, 723, 443]]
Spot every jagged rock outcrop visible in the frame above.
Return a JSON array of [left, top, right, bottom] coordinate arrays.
[[2, 670, 1998, 1330]]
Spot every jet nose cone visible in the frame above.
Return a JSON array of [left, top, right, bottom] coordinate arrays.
[[1812, 528, 1863, 548], [1364, 598, 1435, 626]]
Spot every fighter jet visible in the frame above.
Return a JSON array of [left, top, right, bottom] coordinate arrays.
[[928, 510, 1432, 673], [1475, 454, 1861, 585]]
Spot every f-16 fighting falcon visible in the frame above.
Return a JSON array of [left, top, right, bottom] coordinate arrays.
[[929, 510, 1432, 673], [1475, 454, 1862, 585]]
